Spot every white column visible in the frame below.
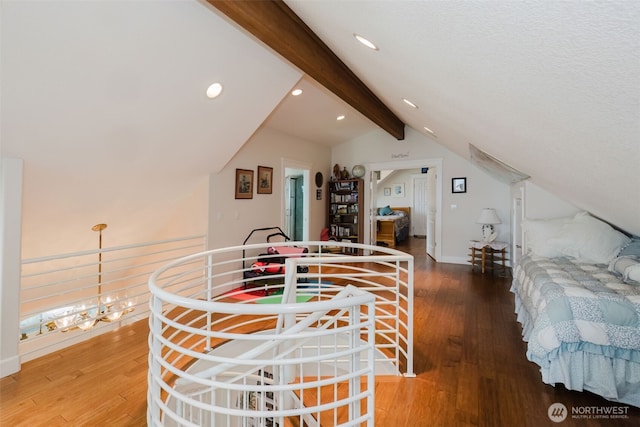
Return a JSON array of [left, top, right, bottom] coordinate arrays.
[[0, 157, 23, 377]]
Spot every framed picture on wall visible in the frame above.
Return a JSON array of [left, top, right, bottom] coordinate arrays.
[[384, 187, 391, 196], [257, 166, 273, 194], [452, 177, 466, 193], [235, 169, 254, 199], [392, 183, 405, 197]]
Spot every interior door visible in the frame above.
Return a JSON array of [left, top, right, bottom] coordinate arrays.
[[293, 176, 303, 240], [282, 161, 311, 242], [512, 195, 523, 265], [284, 175, 304, 241], [369, 169, 378, 246], [412, 175, 428, 237], [426, 169, 437, 257], [284, 176, 294, 238]]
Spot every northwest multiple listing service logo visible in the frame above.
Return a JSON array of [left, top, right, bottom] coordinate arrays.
[[548, 403, 630, 423], [548, 403, 568, 423]]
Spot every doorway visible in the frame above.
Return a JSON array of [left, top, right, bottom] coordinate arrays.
[[285, 175, 304, 240], [367, 159, 442, 261], [282, 159, 311, 242]]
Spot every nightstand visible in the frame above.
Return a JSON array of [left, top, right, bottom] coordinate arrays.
[[469, 240, 508, 274]]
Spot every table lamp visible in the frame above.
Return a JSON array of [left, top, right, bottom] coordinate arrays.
[[477, 208, 501, 242]]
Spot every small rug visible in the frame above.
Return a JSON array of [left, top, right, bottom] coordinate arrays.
[[255, 294, 314, 304], [225, 288, 269, 301], [225, 281, 333, 304]]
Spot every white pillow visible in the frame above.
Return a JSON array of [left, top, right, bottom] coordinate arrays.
[[609, 256, 640, 276], [625, 263, 640, 284], [553, 212, 630, 264], [522, 216, 572, 257]]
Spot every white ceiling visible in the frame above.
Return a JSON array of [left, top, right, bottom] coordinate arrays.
[[265, 76, 378, 146], [2, 0, 639, 256], [273, 0, 640, 234], [2, 0, 304, 253]]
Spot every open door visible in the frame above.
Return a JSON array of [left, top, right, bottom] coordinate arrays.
[[284, 175, 303, 240], [426, 168, 437, 258], [282, 160, 310, 242], [369, 169, 378, 247], [412, 175, 428, 238]]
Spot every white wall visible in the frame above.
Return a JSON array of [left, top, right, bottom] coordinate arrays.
[[2, 0, 301, 258], [1, 158, 23, 376], [521, 181, 580, 219], [153, 176, 210, 241], [333, 127, 511, 263], [208, 127, 331, 250], [510, 180, 580, 264], [376, 169, 420, 208]]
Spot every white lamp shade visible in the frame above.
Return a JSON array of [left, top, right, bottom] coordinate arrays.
[[476, 208, 501, 225]]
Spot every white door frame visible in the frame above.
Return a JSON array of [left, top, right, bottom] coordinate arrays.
[[365, 158, 443, 261]]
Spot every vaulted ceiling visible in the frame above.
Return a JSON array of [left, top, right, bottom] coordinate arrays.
[[2, 0, 639, 255], [269, 0, 640, 235]]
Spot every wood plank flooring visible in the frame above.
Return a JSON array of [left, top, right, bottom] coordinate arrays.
[[2, 237, 639, 426]]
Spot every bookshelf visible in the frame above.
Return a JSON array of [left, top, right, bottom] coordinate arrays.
[[328, 178, 364, 251]]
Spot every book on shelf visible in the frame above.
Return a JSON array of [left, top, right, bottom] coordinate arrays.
[[330, 180, 357, 192], [330, 193, 358, 203], [327, 178, 362, 244]]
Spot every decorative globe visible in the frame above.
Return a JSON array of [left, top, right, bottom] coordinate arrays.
[[352, 164, 365, 178]]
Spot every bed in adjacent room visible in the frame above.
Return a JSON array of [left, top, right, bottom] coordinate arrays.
[[375, 206, 410, 249], [511, 211, 640, 406]]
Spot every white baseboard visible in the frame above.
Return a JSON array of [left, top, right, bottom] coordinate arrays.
[[0, 355, 21, 378], [438, 256, 469, 265], [438, 256, 512, 268]]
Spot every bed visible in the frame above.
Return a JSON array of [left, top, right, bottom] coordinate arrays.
[[511, 211, 640, 406], [375, 206, 410, 248]]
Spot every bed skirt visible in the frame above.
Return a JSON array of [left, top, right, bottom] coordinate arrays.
[[512, 286, 640, 407]]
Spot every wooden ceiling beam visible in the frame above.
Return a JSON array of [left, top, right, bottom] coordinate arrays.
[[207, 0, 405, 140]]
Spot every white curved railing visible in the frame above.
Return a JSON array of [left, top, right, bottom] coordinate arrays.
[[148, 240, 414, 426]]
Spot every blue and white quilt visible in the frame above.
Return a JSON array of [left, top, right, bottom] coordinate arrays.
[[511, 254, 640, 406]]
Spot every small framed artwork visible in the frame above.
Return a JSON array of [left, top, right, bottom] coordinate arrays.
[[384, 187, 391, 197], [392, 183, 405, 197], [257, 166, 273, 194], [452, 177, 466, 193], [235, 169, 254, 199]]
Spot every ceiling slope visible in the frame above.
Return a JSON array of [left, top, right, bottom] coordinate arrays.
[[283, 0, 640, 235], [208, 0, 405, 140], [1, 0, 302, 255]]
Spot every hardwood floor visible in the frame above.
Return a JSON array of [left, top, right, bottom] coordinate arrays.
[[2, 237, 639, 426]]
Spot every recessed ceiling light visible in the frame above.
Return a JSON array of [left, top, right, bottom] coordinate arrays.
[[354, 34, 378, 51], [291, 88, 303, 96], [206, 83, 223, 99], [402, 98, 418, 109], [423, 126, 436, 136], [337, 115, 345, 121]]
